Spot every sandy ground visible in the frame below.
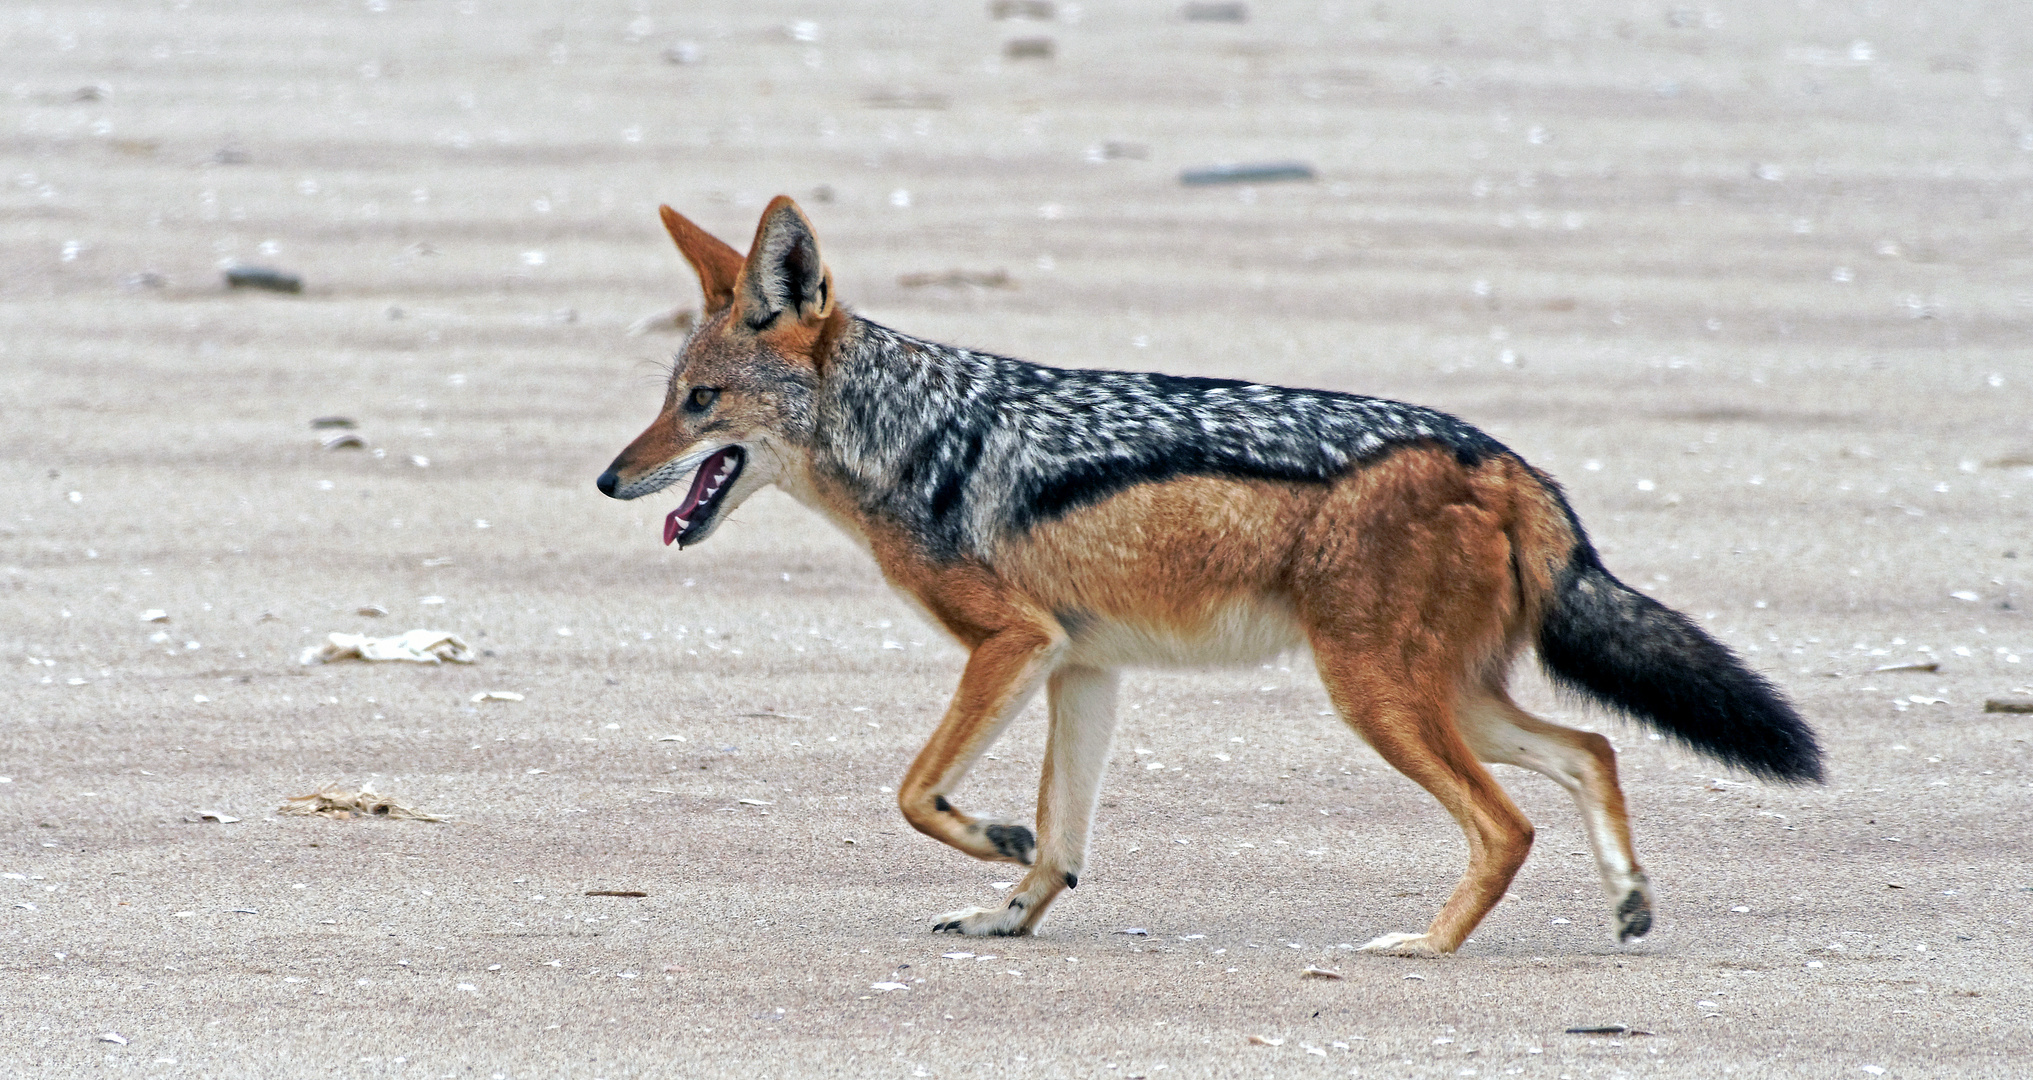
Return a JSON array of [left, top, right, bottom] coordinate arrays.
[[4, 1, 2032, 1077]]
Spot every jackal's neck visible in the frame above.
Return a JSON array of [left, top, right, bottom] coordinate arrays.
[[814, 315, 992, 503]]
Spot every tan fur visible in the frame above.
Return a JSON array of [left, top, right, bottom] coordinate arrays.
[[659, 205, 743, 314], [614, 199, 1656, 951], [605, 393, 687, 484], [873, 447, 1612, 947]]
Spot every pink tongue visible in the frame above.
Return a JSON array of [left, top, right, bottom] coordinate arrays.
[[662, 449, 735, 546]]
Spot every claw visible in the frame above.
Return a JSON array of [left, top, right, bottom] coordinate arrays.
[[931, 903, 1032, 937]]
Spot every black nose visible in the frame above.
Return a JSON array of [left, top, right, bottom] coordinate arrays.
[[596, 469, 619, 497]]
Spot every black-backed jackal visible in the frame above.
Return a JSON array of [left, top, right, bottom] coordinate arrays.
[[597, 197, 1823, 955]]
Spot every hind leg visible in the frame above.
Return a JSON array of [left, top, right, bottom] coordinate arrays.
[[1314, 649, 1537, 957], [934, 665, 1119, 936], [1458, 688, 1653, 942]]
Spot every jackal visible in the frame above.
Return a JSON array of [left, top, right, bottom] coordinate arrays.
[[597, 197, 1822, 954]]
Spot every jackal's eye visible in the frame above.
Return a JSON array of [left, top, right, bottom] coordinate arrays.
[[685, 386, 719, 412]]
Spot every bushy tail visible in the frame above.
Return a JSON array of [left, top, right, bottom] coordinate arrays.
[[1536, 544, 1824, 783]]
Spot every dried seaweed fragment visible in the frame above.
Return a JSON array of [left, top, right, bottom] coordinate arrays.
[[278, 787, 444, 822]]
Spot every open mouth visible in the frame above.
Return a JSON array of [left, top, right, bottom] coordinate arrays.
[[663, 446, 745, 546]]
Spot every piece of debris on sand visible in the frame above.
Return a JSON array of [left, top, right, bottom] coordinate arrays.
[[625, 305, 698, 336], [990, 0, 1054, 19], [1183, 2, 1249, 22], [1180, 161, 1316, 185], [897, 268, 1014, 289], [299, 629, 474, 665], [278, 787, 444, 821], [223, 264, 303, 293]]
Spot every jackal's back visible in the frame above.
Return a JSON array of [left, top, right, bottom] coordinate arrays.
[[819, 319, 1509, 559]]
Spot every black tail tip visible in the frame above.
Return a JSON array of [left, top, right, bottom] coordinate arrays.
[[1539, 555, 1828, 786], [1755, 741, 1826, 785], [1685, 693, 1826, 785]]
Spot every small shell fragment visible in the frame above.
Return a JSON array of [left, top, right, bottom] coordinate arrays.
[[302, 630, 472, 665], [1301, 965, 1344, 979], [472, 691, 524, 703], [1247, 1035, 1284, 1046]]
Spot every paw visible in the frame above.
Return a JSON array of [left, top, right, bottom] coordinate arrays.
[[931, 903, 1032, 937], [1358, 932, 1447, 957], [1614, 887, 1653, 942], [981, 823, 1036, 865]]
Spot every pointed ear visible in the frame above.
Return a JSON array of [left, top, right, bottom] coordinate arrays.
[[659, 205, 744, 314], [736, 195, 834, 330]]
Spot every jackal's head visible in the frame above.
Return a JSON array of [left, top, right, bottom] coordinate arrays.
[[596, 196, 841, 547]]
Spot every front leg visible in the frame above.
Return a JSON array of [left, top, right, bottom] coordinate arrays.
[[936, 665, 1119, 937], [897, 623, 1063, 866]]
